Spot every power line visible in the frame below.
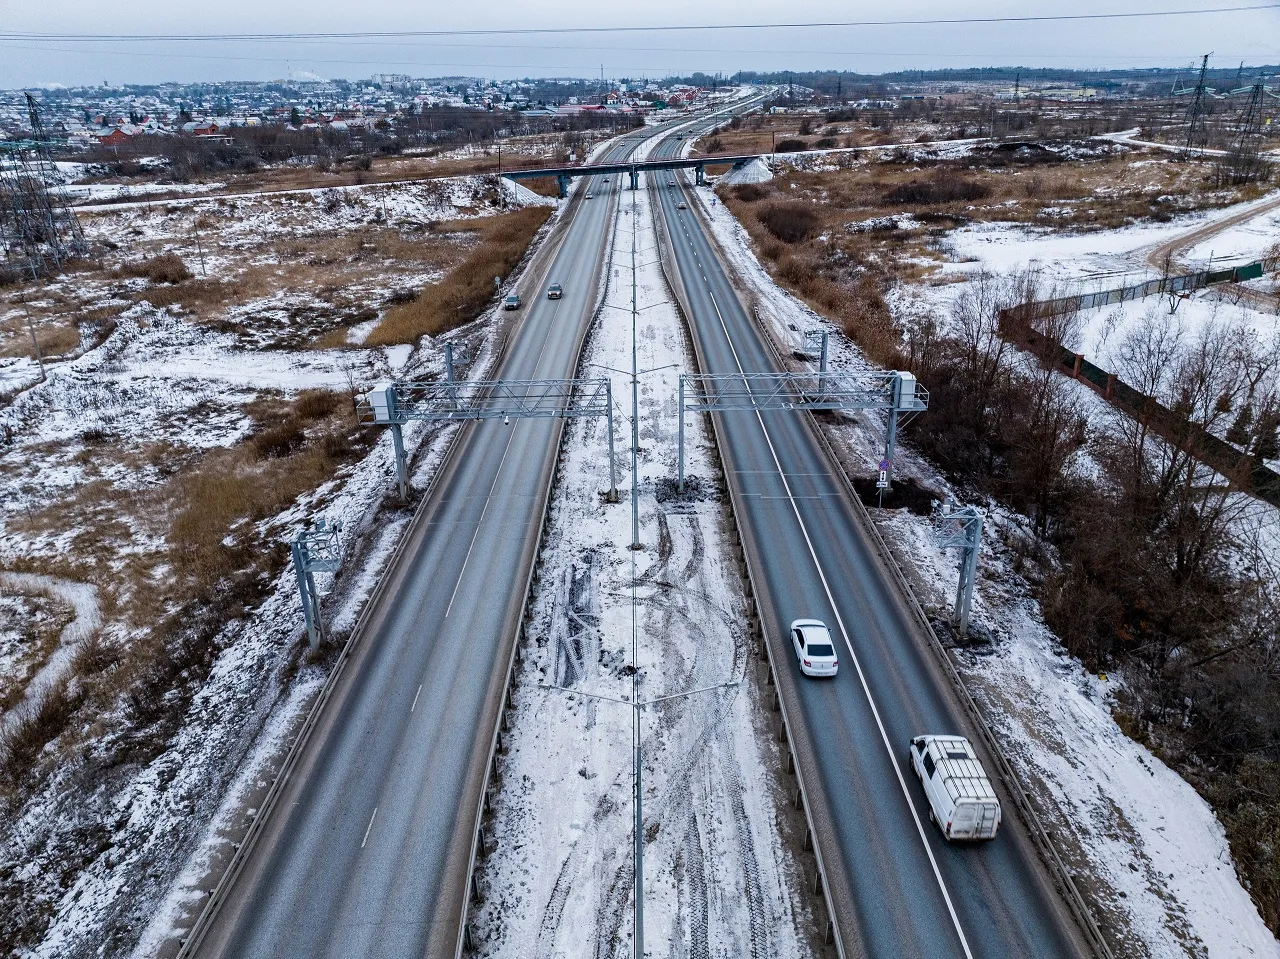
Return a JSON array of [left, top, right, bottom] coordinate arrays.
[[2, 4, 1277, 43]]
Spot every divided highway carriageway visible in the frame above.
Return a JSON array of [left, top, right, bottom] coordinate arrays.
[[184, 119, 673, 959], [648, 122, 1095, 959]]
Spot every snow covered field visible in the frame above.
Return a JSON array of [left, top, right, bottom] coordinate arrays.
[[473, 176, 810, 958], [690, 171, 1280, 956]]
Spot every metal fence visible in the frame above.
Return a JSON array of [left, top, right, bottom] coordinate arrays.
[[1002, 256, 1278, 324]]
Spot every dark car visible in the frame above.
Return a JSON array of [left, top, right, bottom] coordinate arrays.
[[547, 283, 563, 300], [503, 293, 521, 310]]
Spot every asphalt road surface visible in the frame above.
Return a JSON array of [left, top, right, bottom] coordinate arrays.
[[191, 122, 662, 959], [649, 128, 1089, 959]]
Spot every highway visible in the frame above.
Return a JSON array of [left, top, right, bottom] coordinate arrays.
[[648, 126, 1090, 957], [186, 121, 666, 959]]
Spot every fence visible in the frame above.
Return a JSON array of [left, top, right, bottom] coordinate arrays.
[[1001, 256, 1277, 326], [998, 314, 1280, 509]]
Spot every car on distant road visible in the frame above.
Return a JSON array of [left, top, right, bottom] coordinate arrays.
[[502, 293, 521, 310], [790, 619, 838, 677], [909, 735, 1001, 841], [547, 283, 563, 300]]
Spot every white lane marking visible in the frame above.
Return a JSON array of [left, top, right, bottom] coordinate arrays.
[[411, 683, 423, 713], [689, 228, 976, 959], [361, 807, 378, 849], [444, 420, 519, 619]]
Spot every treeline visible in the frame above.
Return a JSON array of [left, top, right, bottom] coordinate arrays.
[[896, 277, 1280, 930]]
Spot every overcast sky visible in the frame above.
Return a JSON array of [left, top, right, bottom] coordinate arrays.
[[0, 0, 1277, 88]]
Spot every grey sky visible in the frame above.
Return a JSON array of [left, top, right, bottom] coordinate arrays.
[[1, 0, 1277, 88]]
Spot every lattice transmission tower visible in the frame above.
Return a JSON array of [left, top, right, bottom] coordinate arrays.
[[0, 93, 87, 281], [1183, 53, 1213, 159]]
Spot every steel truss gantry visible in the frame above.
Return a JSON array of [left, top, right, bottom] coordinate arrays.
[[935, 504, 983, 638], [358, 378, 618, 500], [675, 369, 928, 490], [290, 518, 343, 650]]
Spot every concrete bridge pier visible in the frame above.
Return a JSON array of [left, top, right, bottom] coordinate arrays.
[[557, 174, 570, 198], [695, 163, 706, 186], [628, 167, 639, 190]]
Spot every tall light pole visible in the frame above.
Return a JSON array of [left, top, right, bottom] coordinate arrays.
[[629, 188, 642, 551]]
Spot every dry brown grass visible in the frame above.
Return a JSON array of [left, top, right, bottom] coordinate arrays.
[[167, 389, 369, 588], [367, 206, 552, 345], [716, 147, 1259, 365]]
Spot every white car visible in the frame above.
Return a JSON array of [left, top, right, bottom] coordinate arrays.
[[790, 619, 838, 677], [585, 192, 594, 199], [909, 735, 1001, 841], [677, 201, 687, 210]]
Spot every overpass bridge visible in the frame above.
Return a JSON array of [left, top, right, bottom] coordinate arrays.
[[501, 152, 764, 196]]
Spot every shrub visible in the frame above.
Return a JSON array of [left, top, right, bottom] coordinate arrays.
[[251, 422, 306, 460], [731, 183, 772, 202], [774, 138, 807, 154], [117, 253, 192, 285], [756, 202, 822, 244], [813, 137, 839, 149], [881, 177, 990, 205]]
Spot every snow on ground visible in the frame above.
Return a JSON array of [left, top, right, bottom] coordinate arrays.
[[1184, 202, 1280, 266], [688, 169, 1280, 956], [926, 188, 1280, 294], [0, 162, 551, 956], [474, 174, 809, 958], [1074, 290, 1279, 371], [0, 572, 100, 731]]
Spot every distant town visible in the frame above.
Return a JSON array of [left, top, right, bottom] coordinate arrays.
[[0, 75, 726, 149]]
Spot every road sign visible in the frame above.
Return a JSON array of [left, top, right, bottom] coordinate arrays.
[[877, 469, 889, 489], [878, 458, 890, 472]]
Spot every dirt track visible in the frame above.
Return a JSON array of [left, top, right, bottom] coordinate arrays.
[[1145, 192, 1280, 311]]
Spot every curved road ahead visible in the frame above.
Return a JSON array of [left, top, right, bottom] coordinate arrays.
[[189, 120, 667, 959], [649, 128, 1090, 958]]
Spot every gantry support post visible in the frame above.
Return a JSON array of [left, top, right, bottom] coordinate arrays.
[[606, 380, 620, 502], [390, 422, 409, 501], [291, 540, 320, 649], [290, 519, 343, 651], [557, 174, 570, 198], [629, 167, 639, 190], [937, 505, 983, 639]]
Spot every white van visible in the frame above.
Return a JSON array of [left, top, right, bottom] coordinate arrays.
[[909, 735, 1001, 841]]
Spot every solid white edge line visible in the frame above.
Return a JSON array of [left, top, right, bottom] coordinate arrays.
[[687, 204, 976, 959], [411, 683, 423, 713]]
